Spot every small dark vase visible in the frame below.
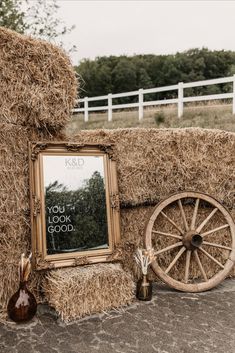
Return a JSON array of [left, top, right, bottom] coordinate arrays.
[[7, 281, 37, 323], [136, 274, 152, 301]]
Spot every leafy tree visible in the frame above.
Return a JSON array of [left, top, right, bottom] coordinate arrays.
[[24, 0, 75, 50], [78, 59, 113, 98], [0, 0, 25, 33], [112, 57, 137, 93], [0, 0, 75, 51], [137, 68, 152, 89]]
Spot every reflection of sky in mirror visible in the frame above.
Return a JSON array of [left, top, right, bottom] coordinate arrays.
[[43, 155, 105, 191]]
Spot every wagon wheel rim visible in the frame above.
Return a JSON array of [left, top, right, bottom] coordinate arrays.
[[144, 191, 235, 292]]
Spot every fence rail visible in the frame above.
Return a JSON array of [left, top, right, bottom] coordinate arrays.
[[73, 75, 235, 122]]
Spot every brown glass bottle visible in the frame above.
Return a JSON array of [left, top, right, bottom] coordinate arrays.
[[7, 281, 37, 323], [136, 274, 152, 301]]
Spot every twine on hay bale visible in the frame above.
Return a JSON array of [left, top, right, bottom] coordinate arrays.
[[43, 263, 135, 322], [0, 26, 77, 131]]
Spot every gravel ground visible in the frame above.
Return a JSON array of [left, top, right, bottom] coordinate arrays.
[[0, 279, 234, 353]]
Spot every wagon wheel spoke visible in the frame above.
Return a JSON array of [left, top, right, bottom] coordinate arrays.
[[184, 250, 191, 283], [203, 241, 232, 251], [194, 250, 208, 281], [196, 208, 218, 233], [198, 247, 224, 269], [152, 230, 182, 240], [145, 191, 235, 292], [178, 199, 189, 231], [160, 211, 183, 235], [201, 224, 230, 238], [165, 246, 186, 274], [154, 241, 183, 256], [190, 198, 199, 230]]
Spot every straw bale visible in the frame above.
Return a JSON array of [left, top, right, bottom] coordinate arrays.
[[0, 123, 64, 313], [70, 127, 235, 279], [0, 123, 30, 308], [43, 263, 134, 322], [0, 26, 77, 319], [1, 124, 235, 321], [71, 127, 235, 209], [0, 27, 77, 131]]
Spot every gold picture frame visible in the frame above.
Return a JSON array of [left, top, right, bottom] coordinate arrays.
[[29, 142, 121, 270]]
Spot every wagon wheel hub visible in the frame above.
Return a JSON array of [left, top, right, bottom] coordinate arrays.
[[182, 231, 203, 251]]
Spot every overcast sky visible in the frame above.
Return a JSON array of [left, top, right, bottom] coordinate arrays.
[[57, 0, 235, 64], [43, 155, 105, 191]]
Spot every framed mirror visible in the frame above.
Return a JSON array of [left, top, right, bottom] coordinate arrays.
[[29, 142, 120, 270]]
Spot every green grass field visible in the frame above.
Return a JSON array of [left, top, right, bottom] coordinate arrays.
[[67, 103, 235, 135]]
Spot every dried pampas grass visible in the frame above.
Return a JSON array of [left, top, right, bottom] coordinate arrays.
[[134, 248, 153, 275], [19, 253, 32, 282]]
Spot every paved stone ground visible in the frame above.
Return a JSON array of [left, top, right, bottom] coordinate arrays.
[[0, 279, 234, 353]]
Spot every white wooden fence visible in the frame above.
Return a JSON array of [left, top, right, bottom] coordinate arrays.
[[73, 75, 235, 121]]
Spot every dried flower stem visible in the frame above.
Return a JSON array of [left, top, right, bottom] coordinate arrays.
[[134, 248, 153, 275], [19, 253, 32, 282]]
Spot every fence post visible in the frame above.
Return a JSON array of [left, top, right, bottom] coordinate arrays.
[[108, 93, 112, 122], [138, 88, 144, 121], [178, 82, 184, 118], [233, 75, 235, 115], [84, 97, 89, 122]]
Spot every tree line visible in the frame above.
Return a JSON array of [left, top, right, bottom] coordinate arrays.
[[75, 49, 235, 104], [2, 2, 235, 103]]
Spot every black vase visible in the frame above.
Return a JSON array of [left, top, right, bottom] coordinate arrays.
[[7, 281, 37, 323], [136, 274, 152, 301]]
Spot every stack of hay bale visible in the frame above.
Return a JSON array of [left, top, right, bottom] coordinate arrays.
[[0, 27, 134, 321], [41, 128, 235, 321], [0, 26, 76, 311], [70, 128, 235, 280], [1, 26, 235, 322]]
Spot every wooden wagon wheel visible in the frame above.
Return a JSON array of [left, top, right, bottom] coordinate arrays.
[[145, 191, 235, 292]]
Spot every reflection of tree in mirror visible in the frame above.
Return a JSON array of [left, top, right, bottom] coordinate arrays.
[[45, 172, 108, 254]]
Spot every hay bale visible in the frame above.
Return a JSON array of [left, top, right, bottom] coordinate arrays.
[[0, 123, 61, 310], [2, 118, 235, 319], [0, 123, 31, 308], [0, 26, 76, 315], [70, 127, 235, 279], [0, 26, 77, 131], [71, 127, 235, 209], [43, 263, 134, 322]]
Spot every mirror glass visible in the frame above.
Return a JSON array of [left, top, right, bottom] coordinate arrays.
[[42, 155, 108, 255]]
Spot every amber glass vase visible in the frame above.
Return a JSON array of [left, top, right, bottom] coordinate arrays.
[[136, 274, 152, 301], [7, 281, 37, 323]]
